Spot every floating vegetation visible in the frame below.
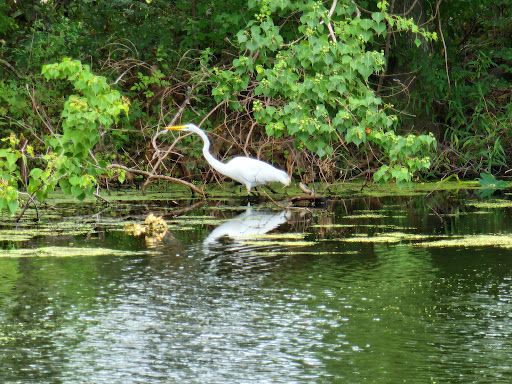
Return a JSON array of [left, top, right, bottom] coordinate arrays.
[[344, 214, 387, 219], [312, 223, 415, 230], [207, 205, 259, 211], [252, 250, 359, 257], [0, 246, 151, 258], [168, 218, 227, 226], [338, 236, 402, 243], [4, 185, 512, 258], [0, 230, 43, 242], [0, 225, 93, 242], [415, 234, 512, 248], [332, 232, 435, 244], [167, 214, 229, 226], [240, 240, 317, 247], [175, 215, 217, 220], [240, 233, 307, 240], [171, 226, 197, 231], [312, 223, 358, 228], [466, 200, 512, 209], [125, 214, 169, 242]]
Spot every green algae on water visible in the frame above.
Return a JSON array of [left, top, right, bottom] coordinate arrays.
[[466, 200, 512, 209], [415, 234, 512, 248], [0, 246, 153, 258], [330, 232, 436, 244], [240, 240, 317, 247], [344, 213, 388, 220]]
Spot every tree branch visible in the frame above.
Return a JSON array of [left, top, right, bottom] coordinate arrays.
[[143, 88, 194, 193], [327, 0, 338, 43], [436, 0, 450, 93], [109, 164, 206, 196]]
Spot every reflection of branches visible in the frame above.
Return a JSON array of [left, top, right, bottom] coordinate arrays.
[[286, 208, 314, 233], [171, 200, 206, 216]]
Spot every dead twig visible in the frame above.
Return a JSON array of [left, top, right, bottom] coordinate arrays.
[[436, 0, 450, 93], [109, 164, 206, 197], [143, 88, 194, 193]]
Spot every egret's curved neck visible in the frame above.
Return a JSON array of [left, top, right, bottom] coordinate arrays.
[[195, 129, 227, 173]]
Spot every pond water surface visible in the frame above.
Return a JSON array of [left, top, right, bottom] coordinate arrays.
[[1, 191, 512, 383]]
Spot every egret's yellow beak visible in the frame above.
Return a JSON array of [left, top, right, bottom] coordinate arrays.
[[164, 125, 186, 131]]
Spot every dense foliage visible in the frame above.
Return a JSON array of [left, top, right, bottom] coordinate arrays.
[[0, 0, 511, 215]]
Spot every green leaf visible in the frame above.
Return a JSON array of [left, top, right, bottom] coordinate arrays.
[[118, 170, 126, 184], [359, 29, 373, 42], [371, 12, 385, 23], [358, 19, 374, 31], [246, 39, 259, 51], [356, 61, 373, 79], [476, 173, 508, 190], [28, 178, 42, 194], [30, 168, 43, 179], [7, 198, 18, 215], [90, 81, 103, 95], [237, 31, 248, 43], [5, 153, 19, 168], [373, 22, 386, 36], [323, 54, 334, 65], [59, 178, 72, 195]]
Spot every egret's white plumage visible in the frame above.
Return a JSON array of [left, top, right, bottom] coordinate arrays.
[[165, 124, 291, 193], [203, 208, 289, 247]]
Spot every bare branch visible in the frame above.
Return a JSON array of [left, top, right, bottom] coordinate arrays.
[[109, 164, 206, 196], [436, 0, 451, 92]]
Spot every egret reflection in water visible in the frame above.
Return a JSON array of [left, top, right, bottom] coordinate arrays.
[[203, 208, 289, 248]]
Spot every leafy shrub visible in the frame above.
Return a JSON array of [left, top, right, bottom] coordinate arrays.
[[212, 0, 437, 186], [0, 59, 129, 215]]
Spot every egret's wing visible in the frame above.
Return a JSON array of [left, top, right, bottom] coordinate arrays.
[[226, 157, 287, 186]]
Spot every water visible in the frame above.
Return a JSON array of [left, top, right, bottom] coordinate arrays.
[[2, 193, 512, 383]]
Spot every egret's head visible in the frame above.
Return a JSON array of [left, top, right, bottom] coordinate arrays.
[[164, 123, 198, 133]]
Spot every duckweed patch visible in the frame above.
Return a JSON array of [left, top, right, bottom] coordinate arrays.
[[0, 226, 93, 242], [240, 233, 307, 240], [350, 180, 480, 198], [168, 218, 228, 226], [254, 250, 360, 257], [0, 246, 152, 258], [344, 214, 388, 220], [415, 235, 512, 248], [0, 230, 43, 242], [312, 223, 414, 230], [171, 226, 197, 231], [333, 232, 436, 244], [466, 200, 512, 209], [240, 240, 317, 247]]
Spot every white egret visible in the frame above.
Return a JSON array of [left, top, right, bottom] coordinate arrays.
[[165, 124, 291, 194]]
